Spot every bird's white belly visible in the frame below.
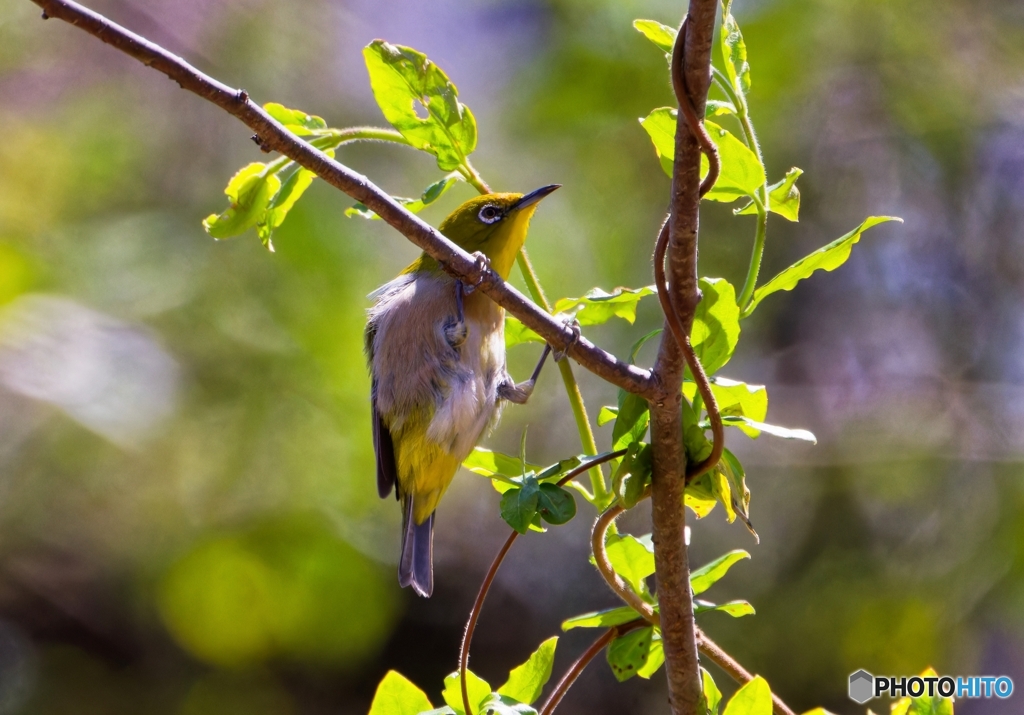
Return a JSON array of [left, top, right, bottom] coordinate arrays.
[[426, 314, 505, 460]]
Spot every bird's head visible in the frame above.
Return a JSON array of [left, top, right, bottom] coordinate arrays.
[[438, 184, 560, 279]]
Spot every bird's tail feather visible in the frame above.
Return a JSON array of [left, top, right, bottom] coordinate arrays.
[[399, 497, 434, 598]]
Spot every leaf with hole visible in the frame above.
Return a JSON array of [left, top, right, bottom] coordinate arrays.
[[368, 670, 434, 715], [637, 631, 664, 679], [497, 637, 557, 706], [363, 40, 477, 171], [690, 550, 750, 595], [744, 216, 902, 315], [607, 626, 654, 682]]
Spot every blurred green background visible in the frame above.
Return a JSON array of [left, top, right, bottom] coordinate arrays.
[[1, 0, 1023, 713]]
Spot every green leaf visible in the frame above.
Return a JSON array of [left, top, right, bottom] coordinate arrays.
[[721, 416, 816, 442], [891, 668, 954, 715], [605, 533, 656, 596], [203, 163, 280, 240], [504, 316, 544, 348], [363, 40, 477, 172], [498, 637, 558, 705], [553, 286, 655, 326], [706, 99, 737, 118], [263, 102, 328, 136], [562, 606, 641, 631], [607, 626, 654, 682], [500, 479, 541, 534], [629, 328, 663, 365], [368, 670, 433, 715], [684, 472, 718, 519], [681, 397, 712, 465], [719, 448, 755, 539], [690, 278, 741, 376], [690, 550, 750, 596], [633, 19, 676, 53], [719, 0, 751, 97], [464, 448, 540, 481], [694, 599, 756, 618], [597, 407, 618, 426], [478, 695, 537, 715], [722, 675, 772, 715], [347, 173, 463, 220], [745, 217, 903, 315], [639, 110, 764, 200], [685, 377, 767, 437], [612, 442, 652, 509], [637, 631, 663, 679], [536, 484, 576, 525], [612, 390, 650, 451], [737, 167, 802, 221], [709, 468, 736, 523], [702, 668, 723, 715], [258, 167, 316, 248], [441, 670, 491, 715]]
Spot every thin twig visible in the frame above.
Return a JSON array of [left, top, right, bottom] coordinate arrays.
[[538, 619, 647, 715], [28, 0, 653, 398], [457, 451, 626, 715], [695, 628, 797, 715], [590, 494, 659, 627]]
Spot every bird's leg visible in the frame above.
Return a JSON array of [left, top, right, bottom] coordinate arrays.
[[552, 317, 582, 362], [444, 278, 469, 349], [498, 344, 552, 405]]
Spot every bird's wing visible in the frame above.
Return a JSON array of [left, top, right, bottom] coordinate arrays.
[[371, 379, 398, 500]]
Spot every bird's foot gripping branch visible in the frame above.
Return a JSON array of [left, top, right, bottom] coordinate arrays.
[[29, 0, 911, 714]]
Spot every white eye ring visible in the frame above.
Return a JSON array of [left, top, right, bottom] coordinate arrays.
[[478, 205, 502, 224]]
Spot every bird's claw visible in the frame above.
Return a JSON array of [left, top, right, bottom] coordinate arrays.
[[553, 317, 581, 362], [463, 252, 491, 295]]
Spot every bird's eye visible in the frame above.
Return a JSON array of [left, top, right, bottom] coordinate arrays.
[[478, 205, 502, 224]]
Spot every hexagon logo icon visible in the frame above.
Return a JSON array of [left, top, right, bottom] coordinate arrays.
[[849, 670, 874, 704]]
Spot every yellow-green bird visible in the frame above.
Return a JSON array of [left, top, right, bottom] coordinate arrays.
[[366, 185, 559, 597]]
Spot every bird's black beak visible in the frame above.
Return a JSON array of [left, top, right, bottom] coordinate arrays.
[[513, 184, 561, 211]]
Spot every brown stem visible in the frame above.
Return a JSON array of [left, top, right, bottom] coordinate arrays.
[[648, 4, 719, 715], [538, 619, 647, 715], [457, 450, 626, 715], [695, 628, 796, 715], [590, 494, 659, 627], [28, 0, 653, 398]]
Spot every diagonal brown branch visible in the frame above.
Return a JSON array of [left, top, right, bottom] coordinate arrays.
[[28, 0, 653, 398]]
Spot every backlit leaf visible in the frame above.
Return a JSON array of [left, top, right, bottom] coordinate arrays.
[[203, 163, 279, 240], [690, 278, 741, 376], [442, 670, 491, 715], [363, 41, 477, 171], [264, 102, 329, 136], [504, 316, 544, 348], [744, 217, 902, 315], [685, 377, 767, 437], [720, 1, 752, 97], [703, 668, 723, 715], [694, 599, 756, 618], [605, 533, 655, 595], [347, 173, 463, 220], [562, 606, 641, 631], [552, 286, 656, 326], [498, 637, 558, 705], [691, 550, 750, 595], [612, 390, 650, 451], [368, 671, 433, 715], [637, 631, 664, 679], [721, 416, 816, 442], [737, 167, 802, 221], [633, 19, 676, 53], [722, 675, 772, 715]]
